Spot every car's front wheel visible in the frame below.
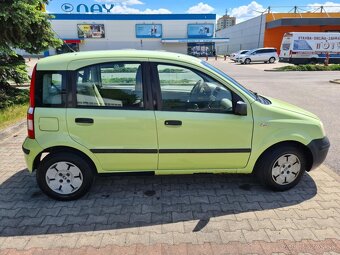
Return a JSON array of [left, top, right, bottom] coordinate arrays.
[[36, 152, 94, 200], [255, 145, 306, 191], [269, 57, 276, 63]]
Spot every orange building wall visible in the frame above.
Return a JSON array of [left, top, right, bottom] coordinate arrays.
[[263, 13, 340, 52]]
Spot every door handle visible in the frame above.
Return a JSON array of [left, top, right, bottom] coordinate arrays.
[[75, 118, 94, 124], [164, 120, 182, 126]]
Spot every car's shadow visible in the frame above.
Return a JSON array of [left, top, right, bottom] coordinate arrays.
[[0, 169, 317, 236]]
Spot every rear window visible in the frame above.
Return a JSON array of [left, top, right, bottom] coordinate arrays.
[[35, 71, 65, 107]]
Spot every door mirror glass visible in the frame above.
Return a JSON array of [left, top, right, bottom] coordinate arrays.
[[235, 101, 247, 116]]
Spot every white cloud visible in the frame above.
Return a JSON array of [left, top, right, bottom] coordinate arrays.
[[142, 8, 172, 14], [230, 1, 265, 23], [96, 0, 144, 5], [307, 1, 340, 12], [186, 2, 214, 14]]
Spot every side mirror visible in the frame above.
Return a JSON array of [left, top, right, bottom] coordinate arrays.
[[235, 101, 247, 116]]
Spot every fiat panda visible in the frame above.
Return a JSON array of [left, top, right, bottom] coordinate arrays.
[[22, 50, 330, 200]]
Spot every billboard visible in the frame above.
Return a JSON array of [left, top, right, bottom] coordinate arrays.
[[77, 24, 105, 39], [188, 24, 214, 38], [136, 24, 162, 38]]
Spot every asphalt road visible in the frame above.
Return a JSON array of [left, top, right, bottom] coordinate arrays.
[[209, 58, 340, 174]]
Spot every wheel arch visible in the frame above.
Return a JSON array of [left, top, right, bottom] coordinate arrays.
[[253, 140, 313, 173], [33, 146, 98, 174]]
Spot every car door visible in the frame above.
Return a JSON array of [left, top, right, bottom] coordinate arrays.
[[151, 63, 253, 171], [252, 50, 264, 62], [66, 61, 158, 172]]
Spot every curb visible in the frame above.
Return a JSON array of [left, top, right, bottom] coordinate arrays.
[[0, 120, 26, 142]]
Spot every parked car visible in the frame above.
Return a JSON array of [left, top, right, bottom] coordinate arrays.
[[230, 50, 249, 62], [239, 48, 278, 64], [23, 50, 329, 200]]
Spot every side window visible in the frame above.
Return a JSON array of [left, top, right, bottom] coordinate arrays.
[[76, 63, 144, 108], [157, 64, 233, 113], [36, 72, 64, 107]]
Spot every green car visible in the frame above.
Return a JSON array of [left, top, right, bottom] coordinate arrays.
[[22, 50, 330, 200]]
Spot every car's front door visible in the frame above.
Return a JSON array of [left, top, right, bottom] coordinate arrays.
[[66, 61, 158, 172], [152, 63, 253, 171]]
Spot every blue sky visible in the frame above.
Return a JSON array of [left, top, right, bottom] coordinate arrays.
[[47, 0, 340, 22]]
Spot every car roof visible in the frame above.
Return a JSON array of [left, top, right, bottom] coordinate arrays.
[[36, 50, 202, 71]]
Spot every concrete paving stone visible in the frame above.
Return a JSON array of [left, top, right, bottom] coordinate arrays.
[[64, 215, 88, 225], [58, 207, 82, 216], [235, 211, 258, 221], [0, 217, 23, 228], [108, 213, 130, 224], [265, 228, 295, 242], [294, 209, 322, 219], [125, 233, 150, 245], [77, 206, 102, 216], [1, 236, 30, 250], [71, 223, 95, 233], [100, 205, 122, 215], [173, 232, 198, 245], [171, 196, 190, 205], [317, 200, 340, 210], [47, 224, 73, 234], [151, 212, 172, 224], [310, 228, 340, 240], [129, 213, 151, 224], [240, 201, 262, 211], [121, 204, 142, 214], [227, 219, 252, 231], [101, 233, 127, 246], [161, 243, 187, 255], [255, 210, 280, 221], [1, 226, 26, 236], [289, 228, 319, 242], [86, 214, 109, 225], [219, 230, 246, 243], [181, 203, 202, 213], [315, 208, 340, 219], [162, 204, 182, 213], [41, 215, 66, 226], [242, 229, 270, 243], [201, 203, 221, 213], [22, 225, 50, 236], [187, 243, 213, 255], [18, 216, 45, 227], [0, 208, 21, 218], [149, 232, 174, 245], [274, 208, 301, 219], [49, 234, 80, 249], [141, 204, 162, 214], [24, 235, 56, 249], [162, 222, 185, 234], [138, 224, 162, 234], [93, 198, 114, 207], [75, 234, 104, 248], [226, 195, 248, 203], [189, 196, 210, 204], [248, 219, 276, 231], [219, 202, 242, 212], [36, 207, 61, 217], [196, 231, 222, 244]]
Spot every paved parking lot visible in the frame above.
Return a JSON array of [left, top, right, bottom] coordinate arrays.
[[0, 58, 340, 254]]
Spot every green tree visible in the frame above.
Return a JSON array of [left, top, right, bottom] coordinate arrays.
[[0, 0, 62, 108]]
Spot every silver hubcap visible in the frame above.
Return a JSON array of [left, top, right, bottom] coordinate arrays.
[[45, 161, 83, 195], [271, 154, 301, 185]]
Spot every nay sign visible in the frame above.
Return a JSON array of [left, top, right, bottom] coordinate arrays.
[[61, 3, 115, 13]]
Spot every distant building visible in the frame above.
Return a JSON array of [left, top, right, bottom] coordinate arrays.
[[216, 13, 236, 31], [216, 12, 340, 55]]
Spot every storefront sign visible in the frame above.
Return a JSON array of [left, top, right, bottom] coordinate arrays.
[[77, 24, 105, 39], [187, 24, 214, 38], [61, 3, 114, 13], [136, 24, 162, 38]]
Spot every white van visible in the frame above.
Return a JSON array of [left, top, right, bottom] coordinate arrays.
[[279, 32, 340, 65]]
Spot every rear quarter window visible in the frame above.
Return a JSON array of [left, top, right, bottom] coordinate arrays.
[[35, 71, 66, 107]]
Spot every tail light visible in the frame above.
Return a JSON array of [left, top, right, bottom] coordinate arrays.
[[27, 65, 37, 139]]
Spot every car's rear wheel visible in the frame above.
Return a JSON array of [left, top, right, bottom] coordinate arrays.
[[244, 58, 251, 64], [269, 57, 276, 63], [255, 145, 306, 191], [36, 152, 94, 200]]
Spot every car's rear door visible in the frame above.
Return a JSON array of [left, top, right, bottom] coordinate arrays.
[[151, 62, 253, 172], [66, 60, 158, 172]]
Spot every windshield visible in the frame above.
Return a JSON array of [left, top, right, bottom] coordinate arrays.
[[201, 61, 256, 100], [240, 50, 249, 54]]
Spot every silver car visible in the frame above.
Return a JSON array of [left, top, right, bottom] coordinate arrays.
[[239, 48, 278, 64], [230, 50, 249, 62]]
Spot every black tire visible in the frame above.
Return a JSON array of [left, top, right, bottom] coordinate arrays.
[[36, 152, 94, 201], [244, 58, 251, 64], [255, 145, 306, 191], [269, 57, 275, 63]]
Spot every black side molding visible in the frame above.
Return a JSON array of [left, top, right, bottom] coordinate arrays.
[[90, 148, 251, 154], [22, 146, 30, 155]]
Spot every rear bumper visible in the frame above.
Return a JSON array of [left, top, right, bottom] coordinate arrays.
[[22, 138, 43, 173], [307, 136, 330, 171]]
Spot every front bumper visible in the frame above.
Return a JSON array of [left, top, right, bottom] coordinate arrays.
[[307, 136, 330, 171]]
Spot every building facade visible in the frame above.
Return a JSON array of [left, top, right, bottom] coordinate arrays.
[[216, 14, 236, 31], [216, 12, 340, 55], [42, 13, 228, 57]]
